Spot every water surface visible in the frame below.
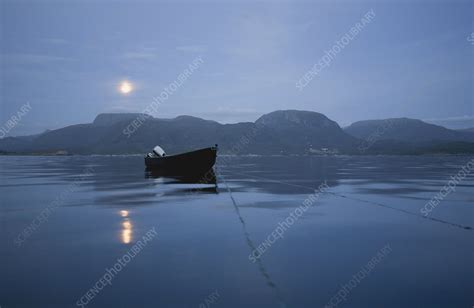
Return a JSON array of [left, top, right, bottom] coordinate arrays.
[[1, 155, 473, 307]]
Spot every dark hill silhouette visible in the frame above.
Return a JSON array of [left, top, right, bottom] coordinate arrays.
[[457, 127, 474, 134], [344, 118, 474, 144], [254, 110, 358, 153], [1, 111, 473, 155], [92, 113, 152, 126]]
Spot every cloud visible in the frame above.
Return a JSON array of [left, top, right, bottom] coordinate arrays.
[[176, 45, 207, 53], [105, 105, 140, 113], [39, 38, 69, 45], [1, 53, 75, 64], [121, 51, 157, 60], [222, 12, 290, 61], [120, 46, 159, 60]]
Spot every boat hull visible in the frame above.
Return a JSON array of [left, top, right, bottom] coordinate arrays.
[[144, 146, 217, 176]]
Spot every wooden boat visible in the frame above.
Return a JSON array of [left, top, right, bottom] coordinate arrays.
[[145, 145, 217, 176]]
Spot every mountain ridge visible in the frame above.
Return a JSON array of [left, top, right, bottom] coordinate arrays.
[[344, 118, 474, 144], [1, 110, 473, 155]]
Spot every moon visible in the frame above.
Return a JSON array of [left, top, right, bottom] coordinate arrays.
[[119, 81, 133, 94]]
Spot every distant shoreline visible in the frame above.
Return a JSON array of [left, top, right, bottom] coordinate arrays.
[[1, 152, 473, 157]]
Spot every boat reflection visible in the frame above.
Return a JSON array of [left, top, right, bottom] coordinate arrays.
[[119, 210, 133, 244], [145, 168, 217, 184], [145, 168, 218, 195]]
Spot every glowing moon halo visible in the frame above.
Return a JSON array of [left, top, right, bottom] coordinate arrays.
[[119, 81, 133, 94]]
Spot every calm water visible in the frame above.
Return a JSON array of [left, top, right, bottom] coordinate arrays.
[[1, 155, 473, 308]]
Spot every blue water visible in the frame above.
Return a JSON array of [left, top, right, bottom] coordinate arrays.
[[1, 155, 473, 307]]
